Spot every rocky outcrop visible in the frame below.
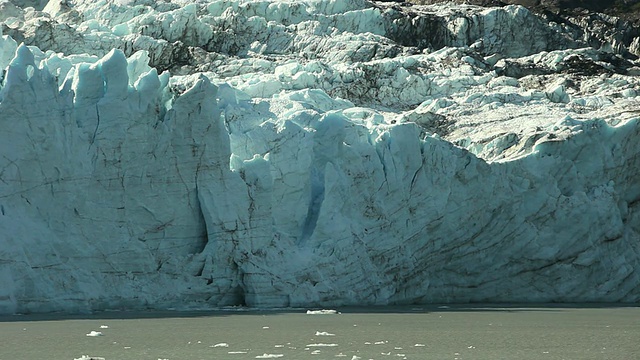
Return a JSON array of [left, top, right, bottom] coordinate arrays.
[[408, 0, 640, 57]]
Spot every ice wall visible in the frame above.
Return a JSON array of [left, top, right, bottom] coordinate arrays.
[[0, 0, 639, 314]]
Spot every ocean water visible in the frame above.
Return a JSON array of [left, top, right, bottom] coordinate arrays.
[[0, 305, 638, 360]]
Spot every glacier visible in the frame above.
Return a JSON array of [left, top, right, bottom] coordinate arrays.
[[0, 0, 639, 314]]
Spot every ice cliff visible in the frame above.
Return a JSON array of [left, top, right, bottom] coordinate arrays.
[[0, 0, 639, 314]]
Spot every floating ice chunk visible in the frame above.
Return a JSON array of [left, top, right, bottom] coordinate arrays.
[[228, 351, 248, 354], [212, 343, 229, 347], [99, 325, 109, 329], [306, 309, 338, 315], [306, 343, 338, 347], [311, 350, 321, 354], [85, 331, 103, 337], [315, 331, 335, 336], [255, 354, 284, 358], [414, 344, 426, 347], [74, 356, 105, 360]]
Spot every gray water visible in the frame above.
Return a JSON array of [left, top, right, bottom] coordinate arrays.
[[0, 305, 638, 360]]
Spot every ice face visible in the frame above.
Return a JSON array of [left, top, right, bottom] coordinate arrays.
[[0, 0, 639, 314]]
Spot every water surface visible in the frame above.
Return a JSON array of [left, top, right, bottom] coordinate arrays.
[[0, 304, 638, 359]]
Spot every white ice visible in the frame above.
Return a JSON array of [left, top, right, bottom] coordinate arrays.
[[315, 331, 336, 336], [0, 0, 639, 314]]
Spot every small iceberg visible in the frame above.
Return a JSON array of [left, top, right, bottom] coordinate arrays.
[[306, 309, 339, 315]]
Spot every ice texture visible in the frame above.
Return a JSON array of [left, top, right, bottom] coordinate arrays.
[[0, 0, 639, 314]]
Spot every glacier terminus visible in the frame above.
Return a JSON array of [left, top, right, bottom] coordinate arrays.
[[0, 0, 639, 314]]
